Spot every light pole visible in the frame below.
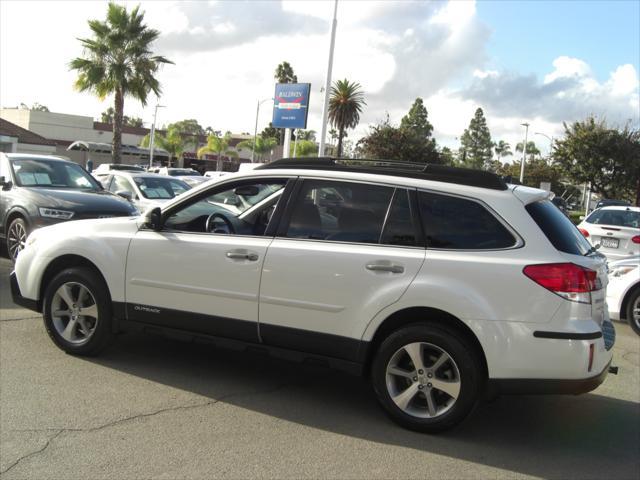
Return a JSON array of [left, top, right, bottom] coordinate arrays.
[[318, 0, 339, 157], [534, 132, 553, 159], [252, 98, 272, 163], [519, 122, 530, 183], [149, 103, 165, 168]]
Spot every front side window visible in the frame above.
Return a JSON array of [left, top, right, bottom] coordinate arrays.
[[419, 191, 517, 250], [109, 175, 136, 197], [163, 179, 287, 236], [284, 179, 394, 244], [11, 159, 100, 190]]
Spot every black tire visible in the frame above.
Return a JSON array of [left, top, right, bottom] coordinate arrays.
[[625, 286, 640, 336], [371, 323, 482, 433], [6, 217, 28, 262], [42, 267, 115, 356]]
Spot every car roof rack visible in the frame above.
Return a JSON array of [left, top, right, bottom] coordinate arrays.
[[256, 157, 508, 191]]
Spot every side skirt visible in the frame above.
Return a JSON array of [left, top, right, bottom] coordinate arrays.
[[118, 319, 364, 376]]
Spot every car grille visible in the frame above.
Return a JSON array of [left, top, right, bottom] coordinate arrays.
[[602, 320, 616, 351]]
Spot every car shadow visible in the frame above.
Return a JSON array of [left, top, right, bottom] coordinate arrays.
[[85, 332, 639, 479]]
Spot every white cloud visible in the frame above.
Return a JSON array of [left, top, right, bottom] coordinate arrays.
[[544, 56, 591, 83]]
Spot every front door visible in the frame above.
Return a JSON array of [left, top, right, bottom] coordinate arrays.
[[125, 176, 290, 342]]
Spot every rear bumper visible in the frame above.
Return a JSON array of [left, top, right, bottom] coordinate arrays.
[[488, 359, 611, 395], [10, 272, 39, 312]]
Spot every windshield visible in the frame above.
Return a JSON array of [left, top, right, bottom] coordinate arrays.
[[133, 176, 191, 199], [11, 159, 100, 190]]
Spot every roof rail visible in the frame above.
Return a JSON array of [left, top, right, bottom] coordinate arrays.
[[256, 157, 508, 191]]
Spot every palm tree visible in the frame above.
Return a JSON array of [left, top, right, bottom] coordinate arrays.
[[494, 140, 512, 159], [274, 61, 297, 84], [236, 137, 278, 163], [328, 79, 366, 157], [70, 3, 172, 164], [197, 133, 238, 171], [140, 127, 186, 167], [516, 141, 541, 160]]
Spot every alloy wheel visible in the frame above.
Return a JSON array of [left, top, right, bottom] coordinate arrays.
[[51, 282, 99, 345], [385, 342, 461, 418], [633, 296, 640, 330], [7, 220, 27, 260]]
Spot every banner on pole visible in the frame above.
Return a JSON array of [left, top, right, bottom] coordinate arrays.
[[272, 83, 311, 129]]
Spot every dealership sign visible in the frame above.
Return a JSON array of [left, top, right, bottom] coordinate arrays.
[[272, 83, 311, 129]]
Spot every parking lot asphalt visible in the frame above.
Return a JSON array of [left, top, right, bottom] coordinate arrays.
[[1, 256, 639, 480]]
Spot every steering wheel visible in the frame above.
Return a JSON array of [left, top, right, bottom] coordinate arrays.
[[205, 213, 235, 234]]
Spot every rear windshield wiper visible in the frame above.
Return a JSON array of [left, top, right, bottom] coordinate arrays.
[[584, 244, 601, 256]]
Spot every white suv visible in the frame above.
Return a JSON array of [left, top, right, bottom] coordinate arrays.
[[10, 158, 615, 432]]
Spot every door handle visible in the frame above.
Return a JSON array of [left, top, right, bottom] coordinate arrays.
[[366, 263, 404, 274], [226, 251, 259, 261]]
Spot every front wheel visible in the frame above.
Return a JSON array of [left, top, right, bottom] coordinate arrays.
[[7, 217, 28, 262], [371, 324, 482, 433], [43, 267, 115, 356], [626, 286, 640, 336]]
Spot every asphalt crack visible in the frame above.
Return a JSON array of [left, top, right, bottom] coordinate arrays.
[[2, 382, 293, 475], [0, 430, 63, 475], [0, 316, 40, 323]]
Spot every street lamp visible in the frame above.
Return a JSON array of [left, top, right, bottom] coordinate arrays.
[[534, 132, 553, 159], [252, 98, 273, 163], [149, 103, 165, 168], [319, 0, 339, 157], [519, 122, 530, 183]]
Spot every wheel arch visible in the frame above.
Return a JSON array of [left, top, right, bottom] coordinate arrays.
[[620, 282, 640, 321], [38, 255, 112, 312], [4, 207, 31, 235], [363, 306, 488, 382]]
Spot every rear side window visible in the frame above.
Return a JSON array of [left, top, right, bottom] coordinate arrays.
[[526, 200, 591, 255], [285, 179, 393, 244], [418, 191, 517, 249]]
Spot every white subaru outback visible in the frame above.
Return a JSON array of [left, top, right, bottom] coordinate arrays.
[[11, 158, 616, 432]]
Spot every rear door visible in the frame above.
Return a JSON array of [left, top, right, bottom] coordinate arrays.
[[258, 179, 425, 362]]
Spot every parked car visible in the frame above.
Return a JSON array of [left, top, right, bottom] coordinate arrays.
[[100, 171, 191, 211], [595, 199, 631, 210], [204, 171, 228, 179], [11, 158, 615, 433], [577, 206, 640, 260], [607, 256, 640, 336], [156, 167, 201, 177], [0, 153, 138, 261]]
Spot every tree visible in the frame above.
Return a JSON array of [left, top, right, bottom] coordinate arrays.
[[515, 141, 541, 161], [553, 117, 640, 203], [166, 119, 206, 152], [296, 130, 316, 142], [197, 132, 238, 171], [398, 97, 438, 161], [70, 2, 172, 163], [459, 108, 493, 170], [274, 61, 298, 84], [101, 107, 143, 128], [236, 136, 278, 162], [497, 158, 564, 192], [291, 139, 318, 157], [494, 140, 512, 159], [328, 79, 366, 157], [356, 116, 442, 164], [140, 126, 187, 166], [400, 98, 434, 139], [439, 147, 455, 166]]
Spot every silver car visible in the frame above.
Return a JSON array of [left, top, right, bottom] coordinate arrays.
[[99, 171, 191, 211]]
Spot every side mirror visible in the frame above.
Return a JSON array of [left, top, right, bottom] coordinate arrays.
[[115, 190, 133, 201], [144, 207, 164, 231], [0, 176, 12, 190]]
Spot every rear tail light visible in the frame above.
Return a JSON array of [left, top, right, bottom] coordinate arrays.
[[578, 228, 590, 238], [523, 263, 598, 304], [632, 235, 640, 244]]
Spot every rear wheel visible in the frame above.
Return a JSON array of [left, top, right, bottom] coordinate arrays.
[[371, 323, 481, 433], [43, 267, 115, 355], [626, 286, 640, 336], [7, 217, 28, 262]]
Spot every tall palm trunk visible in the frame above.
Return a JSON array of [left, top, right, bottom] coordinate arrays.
[[113, 88, 124, 164], [337, 126, 345, 157]]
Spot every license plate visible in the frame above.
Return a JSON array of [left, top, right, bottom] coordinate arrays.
[[600, 238, 619, 248]]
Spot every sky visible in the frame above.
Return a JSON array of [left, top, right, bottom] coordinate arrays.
[[1, 0, 638, 158]]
